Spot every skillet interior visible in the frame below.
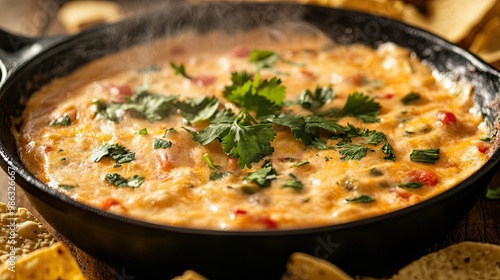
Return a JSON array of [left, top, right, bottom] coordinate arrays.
[[1, 2, 500, 279]]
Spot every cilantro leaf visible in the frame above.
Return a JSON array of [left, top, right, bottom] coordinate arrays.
[[397, 182, 423, 189], [170, 62, 191, 79], [334, 143, 368, 160], [249, 49, 280, 69], [401, 92, 420, 105], [282, 174, 303, 191], [176, 96, 219, 124], [345, 195, 375, 203], [382, 142, 396, 161], [49, 115, 71, 126], [245, 161, 277, 187], [223, 72, 285, 117], [91, 143, 135, 164], [153, 138, 172, 149], [339, 92, 381, 123], [105, 173, 144, 188], [410, 149, 439, 164], [297, 86, 334, 112], [272, 115, 345, 146]]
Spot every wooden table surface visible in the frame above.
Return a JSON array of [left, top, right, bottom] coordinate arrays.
[[1, 1, 499, 279]]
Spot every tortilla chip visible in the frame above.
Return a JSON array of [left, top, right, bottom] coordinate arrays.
[[469, 17, 500, 68], [172, 270, 208, 280], [0, 243, 85, 280], [283, 252, 354, 280], [402, 0, 497, 43], [392, 242, 500, 280], [0, 202, 55, 264], [57, 1, 123, 33], [306, 0, 404, 19]]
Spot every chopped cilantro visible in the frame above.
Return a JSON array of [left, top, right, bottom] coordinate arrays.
[[382, 142, 396, 161], [480, 136, 492, 143], [282, 174, 303, 191], [170, 62, 191, 79], [223, 72, 285, 118], [334, 143, 368, 160], [345, 195, 375, 203], [91, 143, 135, 164], [176, 96, 219, 124], [297, 86, 334, 112], [294, 160, 310, 167], [162, 128, 176, 137], [209, 171, 230, 181], [203, 153, 218, 169], [138, 64, 162, 73], [153, 138, 172, 149], [49, 115, 71, 126], [249, 49, 280, 69], [59, 184, 77, 191], [401, 92, 420, 105], [105, 173, 144, 188], [397, 182, 423, 189], [136, 128, 148, 135], [410, 149, 439, 164], [370, 168, 383, 176], [245, 161, 277, 188], [338, 92, 381, 123]]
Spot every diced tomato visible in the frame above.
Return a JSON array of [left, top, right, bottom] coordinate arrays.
[[232, 46, 250, 58], [102, 197, 120, 210], [254, 215, 278, 229], [475, 141, 491, 154], [227, 157, 239, 170], [383, 93, 394, 99], [408, 169, 438, 186], [108, 84, 133, 102], [436, 111, 457, 125], [156, 151, 174, 171], [232, 208, 248, 215], [43, 145, 53, 153], [191, 75, 216, 87]]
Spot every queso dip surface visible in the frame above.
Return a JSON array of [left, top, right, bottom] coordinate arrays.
[[15, 27, 491, 230]]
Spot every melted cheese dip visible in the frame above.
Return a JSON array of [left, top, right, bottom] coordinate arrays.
[[15, 26, 490, 230]]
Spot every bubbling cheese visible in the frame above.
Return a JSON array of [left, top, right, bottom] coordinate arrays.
[[15, 26, 490, 230]]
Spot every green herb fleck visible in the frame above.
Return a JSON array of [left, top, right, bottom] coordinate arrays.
[[410, 148, 440, 164], [401, 92, 421, 105], [59, 184, 77, 191], [249, 49, 280, 69], [170, 62, 191, 79], [245, 161, 277, 188], [91, 143, 135, 164], [154, 138, 172, 149], [49, 115, 71, 126], [345, 195, 375, 203], [282, 174, 303, 191], [397, 182, 423, 189], [209, 171, 230, 181], [137, 128, 148, 135], [294, 160, 310, 167], [176, 96, 219, 124], [370, 168, 383, 176], [105, 173, 144, 188]]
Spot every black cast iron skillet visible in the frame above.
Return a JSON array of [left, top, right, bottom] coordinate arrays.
[[1, 2, 500, 279]]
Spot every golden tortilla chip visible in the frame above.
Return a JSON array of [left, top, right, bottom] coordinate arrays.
[[283, 252, 354, 280], [392, 242, 500, 280], [0, 202, 55, 264], [306, 0, 404, 19], [0, 243, 85, 280], [402, 0, 497, 43], [57, 1, 123, 34], [172, 270, 208, 280], [469, 16, 500, 67]]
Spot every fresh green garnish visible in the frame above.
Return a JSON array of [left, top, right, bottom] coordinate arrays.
[[382, 143, 396, 161], [59, 184, 77, 191], [95, 87, 178, 123], [244, 161, 277, 188], [410, 149, 440, 164], [370, 168, 383, 176], [282, 174, 303, 191], [203, 153, 218, 169], [209, 171, 230, 181], [345, 195, 375, 203], [397, 182, 423, 189], [91, 143, 135, 164], [249, 49, 280, 69], [296, 86, 334, 112], [480, 136, 492, 143], [105, 173, 144, 188], [49, 115, 71, 126], [162, 128, 176, 137], [153, 138, 172, 149], [401, 92, 421, 105], [176, 96, 219, 124], [170, 62, 191, 79], [338, 92, 381, 123], [294, 160, 310, 167], [136, 128, 148, 135], [223, 71, 285, 118], [334, 143, 368, 160]]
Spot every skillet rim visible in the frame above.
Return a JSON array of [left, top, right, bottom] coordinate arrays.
[[1, 1, 500, 236]]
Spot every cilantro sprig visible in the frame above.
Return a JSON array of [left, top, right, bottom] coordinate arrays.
[[91, 143, 135, 165]]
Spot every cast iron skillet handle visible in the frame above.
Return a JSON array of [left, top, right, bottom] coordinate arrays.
[[0, 29, 65, 87]]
